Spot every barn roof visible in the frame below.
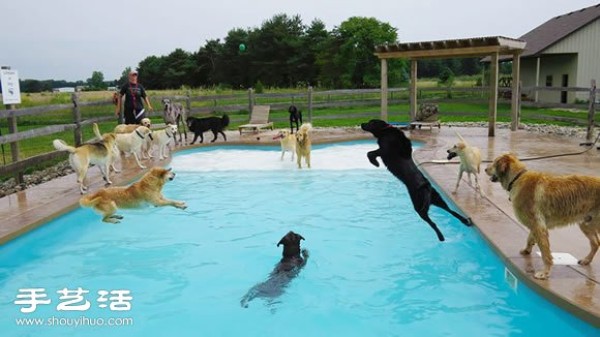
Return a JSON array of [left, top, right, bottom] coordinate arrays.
[[519, 3, 600, 57]]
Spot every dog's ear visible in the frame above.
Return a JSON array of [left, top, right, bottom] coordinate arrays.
[[495, 155, 511, 177], [296, 233, 305, 241], [277, 238, 286, 247]]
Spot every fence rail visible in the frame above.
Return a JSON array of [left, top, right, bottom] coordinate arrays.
[[1, 83, 597, 182]]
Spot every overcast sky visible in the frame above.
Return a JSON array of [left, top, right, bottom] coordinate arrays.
[[1, 0, 598, 81]]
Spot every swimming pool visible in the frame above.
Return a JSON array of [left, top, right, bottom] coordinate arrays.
[[0, 141, 598, 336]]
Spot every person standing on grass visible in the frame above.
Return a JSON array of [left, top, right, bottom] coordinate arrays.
[[115, 70, 153, 124]]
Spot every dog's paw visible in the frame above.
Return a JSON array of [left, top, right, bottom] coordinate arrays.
[[139, 165, 147, 169], [533, 271, 549, 280], [301, 249, 310, 259], [578, 258, 592, 266], [175, 202, 187, 210], [519, 248, 532, 256]]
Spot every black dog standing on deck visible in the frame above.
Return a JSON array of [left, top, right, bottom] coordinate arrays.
[[186, 114, 230, 144], [241, 231, 309, 308], [361, 119, 472, 241], [288, 105, 303, 133]]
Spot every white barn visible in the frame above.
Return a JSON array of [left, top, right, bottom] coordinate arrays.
[[517, 3, 600, 103]]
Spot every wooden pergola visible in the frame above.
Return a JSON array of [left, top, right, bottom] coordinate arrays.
[[374, 36, 526, 136]]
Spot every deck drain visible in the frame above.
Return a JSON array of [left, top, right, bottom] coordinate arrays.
[[535, 252, 579, 265]]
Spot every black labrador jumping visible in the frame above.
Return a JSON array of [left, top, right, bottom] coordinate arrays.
[[361, 119, 472, 241], [288, 105, 303, 133], [240, 231, 309, 308]]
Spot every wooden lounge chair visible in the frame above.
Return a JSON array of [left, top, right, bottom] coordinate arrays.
[[238, 105, 274, 135]]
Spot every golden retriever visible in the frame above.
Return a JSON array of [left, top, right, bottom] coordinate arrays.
[[485, 153, 600, 279], [295, 123, 312, 169], [80, 167, 187, 223], [53, 123, 118, 194], [272, 130, 296, 161], [447, 132, 482, 193]]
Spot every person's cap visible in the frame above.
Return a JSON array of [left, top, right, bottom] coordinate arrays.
[[129, 70, 138, 75]]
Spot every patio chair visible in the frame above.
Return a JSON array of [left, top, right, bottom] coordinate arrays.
[[238, 105, 274, 135]]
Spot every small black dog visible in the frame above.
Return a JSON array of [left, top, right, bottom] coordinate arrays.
[[361, 119, 472, 241], [186, 114, 230, 144], [240, 231, 309, 308], [288, 105, 303, 133]]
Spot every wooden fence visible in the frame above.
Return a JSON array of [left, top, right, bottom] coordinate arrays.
[[1, 82, 597, 182]]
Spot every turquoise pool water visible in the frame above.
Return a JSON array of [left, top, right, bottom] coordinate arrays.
[[0, 141, 598, 337]]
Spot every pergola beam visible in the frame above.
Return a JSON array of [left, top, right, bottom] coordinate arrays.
[[375, 35, 526, 137]]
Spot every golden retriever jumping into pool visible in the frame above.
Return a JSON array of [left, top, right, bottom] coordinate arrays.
[[80, 167, 187, 223], [485, 153, 600, 280]]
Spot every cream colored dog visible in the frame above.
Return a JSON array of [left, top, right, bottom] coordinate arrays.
[[295, 123, 312, 169], [114, 118, 152, 158], [447, 132, 482, 193], [273, 130, 296, 161], [53, 123, 118, 194], [117, 126, 152, 169], [485, 153, 600, 279], [150, 124, 178, 160], [80, 167, 187, 223]]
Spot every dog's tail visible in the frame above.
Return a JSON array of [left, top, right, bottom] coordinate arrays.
[[298, 123, 312, 134], [79, 194, 102, 208], [93, 123, 103, 139], [52, 139, 77, 153], [454, 131, 467, 144], [221, 114, 230, 128]]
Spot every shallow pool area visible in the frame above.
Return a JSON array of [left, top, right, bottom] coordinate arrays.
[[0, 141, 598, 336]]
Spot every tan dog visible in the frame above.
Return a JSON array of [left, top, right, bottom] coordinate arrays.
[[150, 124, 178, 160], [113, 118, 151, 133], [447, 132, 482, 193], [295, 123, 312, 169], [485, 153, 600, 279], [272, 130, 296, 161], [80, 167, 187, 223], [53, 124, 118, 194]]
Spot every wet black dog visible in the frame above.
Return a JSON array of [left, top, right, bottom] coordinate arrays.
[[240, 231, 309, 308], [186, 114, 230, 144], [288, 105, 303, 133], [361, 119, 472, 241]]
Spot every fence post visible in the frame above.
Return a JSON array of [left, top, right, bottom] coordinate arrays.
[[72, 93, 82, 145], [307, 86, 313, 122], [5, 104, 23, 184], [586, 79, 596, 142], [186, 90, 192, 117], [248, 88, 255, 114]]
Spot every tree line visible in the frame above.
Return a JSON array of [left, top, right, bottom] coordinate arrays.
[[15, 14, 493, 93]]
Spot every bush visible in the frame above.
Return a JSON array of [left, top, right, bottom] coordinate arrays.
[[254, 80, 265, 94], [438, 67, 455, 87]]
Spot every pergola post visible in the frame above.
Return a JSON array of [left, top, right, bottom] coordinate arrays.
[[380, 58, 388, 121], [488, 52, 499, 137], [535, 57, 541, 102], [510, 53, 522, 131], [410, 59, 418, 121]]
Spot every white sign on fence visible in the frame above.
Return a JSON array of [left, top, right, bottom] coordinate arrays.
[[0, 69, 22, 105]]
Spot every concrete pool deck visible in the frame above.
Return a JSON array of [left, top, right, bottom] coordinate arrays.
[[0, 126, 599, 327]]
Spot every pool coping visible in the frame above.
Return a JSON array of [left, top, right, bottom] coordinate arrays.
[[1, 127, 599, 328]]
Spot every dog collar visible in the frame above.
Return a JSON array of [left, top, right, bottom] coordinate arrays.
[[149, 133, 154, 141], [135, 129, 145, 139], [166, 129, 173, 138], [507, 169, 527, 192]]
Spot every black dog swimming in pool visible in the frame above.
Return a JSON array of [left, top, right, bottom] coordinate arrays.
[[288, 105, 303, 134], [240, 231, 309, 308], [361, 119, 472, 241]]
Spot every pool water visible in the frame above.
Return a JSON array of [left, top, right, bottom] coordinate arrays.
[[0, 142, 598, 337]]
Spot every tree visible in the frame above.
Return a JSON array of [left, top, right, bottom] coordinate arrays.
[[319, 17, 399, 88], [87, 71, 106, 90], [117, 67, 132, 86]]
